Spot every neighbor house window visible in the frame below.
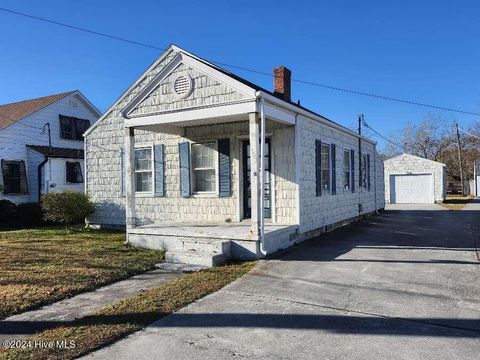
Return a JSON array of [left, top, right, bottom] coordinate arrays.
[[0, 160, 28, 194], [192, 142, 216, 193], [343, 150, 351, 190], [361, 154, 367, 189], [66, 161, 83, 183], [135, 148, 153, 193], [321, 143, 330, 192], [59, 115, 91, 141]]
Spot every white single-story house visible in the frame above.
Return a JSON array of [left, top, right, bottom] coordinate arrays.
[[84, 45, 385, 266], [0, 91, 101, 204], [384, 153, 446, 204]]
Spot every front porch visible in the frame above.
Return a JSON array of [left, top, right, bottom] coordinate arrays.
[[128, 221, 299, 264], [122, 100, 299, 264]]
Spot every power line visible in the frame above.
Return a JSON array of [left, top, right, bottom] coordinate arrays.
[[0, 7, 164, 51], [361, 118, 405, 151], [1, 6, 480, 117], [458, 127, 480, 141]]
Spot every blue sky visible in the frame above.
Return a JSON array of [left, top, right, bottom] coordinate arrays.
[[0, 0, 479, 150]]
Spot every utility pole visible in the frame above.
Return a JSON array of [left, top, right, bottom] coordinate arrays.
[[455, 122, 465, 196]]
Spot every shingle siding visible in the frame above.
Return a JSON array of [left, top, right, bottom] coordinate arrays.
[[86, 119, 298, 227], [129, 63, 245, 116], [298, 116, 384, 234]]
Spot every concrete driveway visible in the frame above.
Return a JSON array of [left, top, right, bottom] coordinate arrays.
[[84, 204, 480, 360]]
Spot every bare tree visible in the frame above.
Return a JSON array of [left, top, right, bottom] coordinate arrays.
[[440, 121, 480, 180], [381, 114, 480, 180], [383, 114, 453, 160]]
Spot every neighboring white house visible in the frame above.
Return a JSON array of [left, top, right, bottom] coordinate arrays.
[[384, 153, 446, 204], [0, 91, 101, 204], [84, 45, 385, 265]]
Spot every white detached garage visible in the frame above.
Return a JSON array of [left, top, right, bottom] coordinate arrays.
[[384, 153, 446, 204]]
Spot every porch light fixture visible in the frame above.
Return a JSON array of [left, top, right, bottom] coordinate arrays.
[[173, 74, 193, 99]]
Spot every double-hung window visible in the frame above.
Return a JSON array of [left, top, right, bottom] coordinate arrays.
[[191, 142, 216, 193], [343, 150, 351, 190], [321, 143, 331, 192], [135, 148, 153, 193]]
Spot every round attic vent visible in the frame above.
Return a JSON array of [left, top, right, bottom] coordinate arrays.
[[173, 75, 193, 98]]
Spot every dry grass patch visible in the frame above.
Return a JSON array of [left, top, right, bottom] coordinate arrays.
[[0, 226, 164, 319], [0, 261, 256, 360], [439, 195, 474, 210]]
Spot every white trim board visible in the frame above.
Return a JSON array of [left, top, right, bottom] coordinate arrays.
[[124, 101, 257, 128]]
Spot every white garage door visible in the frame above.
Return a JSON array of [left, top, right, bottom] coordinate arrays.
[[390, 174, 434, 204]]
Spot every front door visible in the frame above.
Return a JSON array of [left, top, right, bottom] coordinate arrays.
[[242, 139, 271, 219]]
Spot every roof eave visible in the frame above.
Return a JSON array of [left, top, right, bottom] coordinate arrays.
[[257, 90, 377, 146]]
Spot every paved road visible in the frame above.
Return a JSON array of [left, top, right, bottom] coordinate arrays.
[[84, 204, 480, 360]]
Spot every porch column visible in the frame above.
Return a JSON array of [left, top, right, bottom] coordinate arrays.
[[125, 126, 136, 229], [249, 112, 260, 237]]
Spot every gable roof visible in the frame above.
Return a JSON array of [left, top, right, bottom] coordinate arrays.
[[385, 153, 446, 166], [0, 91, 75, 131], [85, 45, 375, 145], [26, 145, 84, 159]]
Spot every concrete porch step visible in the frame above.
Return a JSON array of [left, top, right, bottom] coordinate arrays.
[[178, 238, 231, 254], [165, 250, 228, 267]]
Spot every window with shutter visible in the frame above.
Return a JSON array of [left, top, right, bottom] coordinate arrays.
[[191, 142, 216, 193], [135, 147, 153, 193], [367, 154, 371, 191], [361, 154, 368, 189], [218, 138, 231, 197], [321, 143, 331, 192], [315, 140, 322, 196], [351, 149, 355, 193], [343, 150, 351, 190], [331, 144, 336, 195], [179, 142, 191, 197], [154, 144, 165, 197]]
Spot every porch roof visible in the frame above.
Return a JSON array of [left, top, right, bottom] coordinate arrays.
[[123, 99, 296, 129]]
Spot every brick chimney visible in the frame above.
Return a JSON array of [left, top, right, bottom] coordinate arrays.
[[273, 66, 291, 102]]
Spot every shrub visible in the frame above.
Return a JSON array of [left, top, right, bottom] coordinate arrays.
[[0, 199, 17, 226], [41, 190, 95, 226], [16, 202, 45, 227]]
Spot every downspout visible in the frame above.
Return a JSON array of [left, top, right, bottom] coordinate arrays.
[[259, 97, 267, 255], [37, 156, 48, 202]]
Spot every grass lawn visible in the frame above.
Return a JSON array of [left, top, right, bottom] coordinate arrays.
[[0, 226, 164, 320], [439, 194, 474, 210], [0, 261, 256, 360]]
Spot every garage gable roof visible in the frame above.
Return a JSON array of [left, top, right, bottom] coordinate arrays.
[[385, 153, 446, 166]]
